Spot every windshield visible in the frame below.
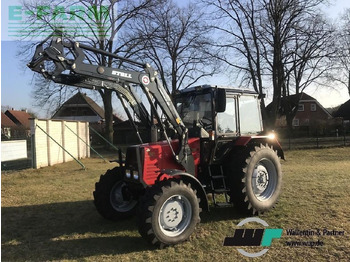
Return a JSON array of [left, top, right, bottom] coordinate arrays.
[[175, 93, 212, 130]]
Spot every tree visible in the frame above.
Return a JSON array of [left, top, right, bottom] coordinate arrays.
[[208, 0, 333, 130], [207, 0, 268, 121], [21, 0, 154, 144], [331, 8, 350, 97], [280, 12, 335, 131], [131, 0, 219, 95], [262, 0, 334, 131]]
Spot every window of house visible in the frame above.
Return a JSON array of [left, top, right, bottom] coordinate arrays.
[[310, 103, 317, 112], [298, 104, 304, 111], [293, 118, 299, 126]]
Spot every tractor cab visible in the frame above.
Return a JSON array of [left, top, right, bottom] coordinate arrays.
[[174, 85, 263, 139]]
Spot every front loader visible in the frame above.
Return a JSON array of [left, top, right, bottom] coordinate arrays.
[[28, 36, 284, 248]]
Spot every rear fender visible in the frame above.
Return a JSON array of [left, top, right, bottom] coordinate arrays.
[[267, 140, 285, 160], [246, 137, 285, 160], [157, 169, 209, 212]]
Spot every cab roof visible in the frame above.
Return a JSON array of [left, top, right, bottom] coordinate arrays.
[[177, 85, 259, 96]]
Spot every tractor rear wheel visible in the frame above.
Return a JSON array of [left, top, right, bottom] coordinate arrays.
[[93, 167, 137, 220], [138, 179, 201, 248], [227, 144, 282, 215]]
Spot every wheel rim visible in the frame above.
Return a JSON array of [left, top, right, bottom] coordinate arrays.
[[158, 194, 192, 237], [251, 158, 278, 201], [110, 181, 137, 212]]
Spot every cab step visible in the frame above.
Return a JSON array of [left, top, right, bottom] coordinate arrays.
[[208, 165, 230, 206], [214, 202, 233, 208]]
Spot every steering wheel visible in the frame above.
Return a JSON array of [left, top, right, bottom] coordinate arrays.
[[199, 116, 212, 129]]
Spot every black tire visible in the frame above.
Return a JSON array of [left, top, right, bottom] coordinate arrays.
[[227, 144, 282, 215], [138, 179, 201, 248], [93, 167, 138, 220]]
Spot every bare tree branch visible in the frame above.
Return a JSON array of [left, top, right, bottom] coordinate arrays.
[[19, 0, 154, 144], [131, 0, 220, 95]]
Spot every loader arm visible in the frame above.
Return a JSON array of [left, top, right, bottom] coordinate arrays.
[[27, 36, 195, 175]]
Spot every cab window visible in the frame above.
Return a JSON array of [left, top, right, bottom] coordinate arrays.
[[217, 97, 237, 134], [176, 93, 212, 131], [239, 95, 262, 134]]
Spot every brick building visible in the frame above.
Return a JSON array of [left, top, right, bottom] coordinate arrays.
[[270, 93, 340, 136], [289, 93, 332, 128]]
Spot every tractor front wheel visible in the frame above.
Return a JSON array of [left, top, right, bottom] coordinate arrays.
[[93, 167, 138, 220], [138, 179, 201, 248]]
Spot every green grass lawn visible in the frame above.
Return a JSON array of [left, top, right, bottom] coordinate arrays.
[[2, 147, 350, 261]]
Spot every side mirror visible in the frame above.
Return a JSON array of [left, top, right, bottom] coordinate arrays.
[[216, 88, 226, 113]]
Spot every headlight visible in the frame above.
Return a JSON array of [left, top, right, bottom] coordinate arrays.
[[125, 169, 131, 178], [133, 170, 139, 180], [267, 133, 276, 140]]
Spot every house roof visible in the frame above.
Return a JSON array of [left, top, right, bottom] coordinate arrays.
[[334, 99, 350, 120], [296, 92, 317, 101], [5, 110, 32, 128], [52, 92, 124, 123], [266, 92, 332, 117], [267, 92, 315, 109], [52, 92, 105, 119], [1, 112, 17, 127]]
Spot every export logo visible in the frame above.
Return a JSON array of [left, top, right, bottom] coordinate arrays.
[[4, 3, 111, 41], [223, 217, 282, 258]]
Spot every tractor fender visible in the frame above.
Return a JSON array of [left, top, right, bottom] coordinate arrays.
[[240, 136, 285, 160], [249, 139, 285, 160], [157, 169, 209, 212]]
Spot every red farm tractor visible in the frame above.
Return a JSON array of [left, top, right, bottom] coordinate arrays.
[[28, 36, 284, 248]]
